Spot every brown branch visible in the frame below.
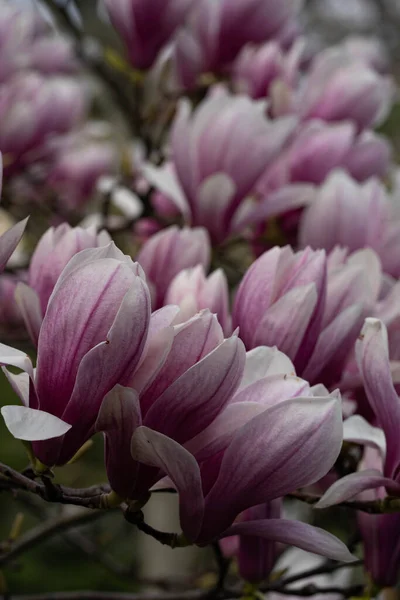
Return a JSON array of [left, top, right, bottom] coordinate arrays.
[[275, 559, 363, 587], [265, 584, 364, 597]]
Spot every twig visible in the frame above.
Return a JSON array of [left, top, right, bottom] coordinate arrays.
[[267, 584, 364, 597], [274, 560, 363, 587], [210, 542, 231, 595], [0, 509, 108, 567], [123, 509, 180, 548]]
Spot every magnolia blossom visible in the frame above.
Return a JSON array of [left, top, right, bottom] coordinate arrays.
[[299, 171, 389, 254], [105, 0, 196, 70], [295, 48, 394, 130], [93, 340, 351, 560], [47, 139, 117, 210], [0, 73, 87, 174], [165, 265, 231, 335], [317, 319, 400, 510], [144, 92, 296, 243], [137, 226, 211, 307], [14, 224, 110, 346], [174, 0, 300, 89], [0, 0, 76, 82], [357, 449, 400, 587], [233, 246, 381, 386], [1, 244, 151, 466], [232, 39, 303, 100]]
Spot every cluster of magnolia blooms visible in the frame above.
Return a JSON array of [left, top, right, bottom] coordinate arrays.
[[1, 0, 400, 593]]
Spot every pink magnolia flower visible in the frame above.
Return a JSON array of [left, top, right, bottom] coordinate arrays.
[[1, 244, 151, 467], [105, 0, 196, 70], [233, 246, 381, 386], [174, 0, 300, 89], [0, 0, 77, 81], [317, 319, 400, 509], [15, 224, 110, 345], [232, 39, 303, 100], [94, 339, 352, 561], [96, 309, 245, 501], [144, 92, 296, 243], [47, 140, 117, 210], [0, 73, 87, 175], [165, 265, 231, 335], [295, 48, 394, 131], [299, 171, 389, 254], [137, 226, 211, 308]]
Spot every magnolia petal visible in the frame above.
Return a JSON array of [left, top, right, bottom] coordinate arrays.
[[131, 426, 204, 541], [343, 415, 386, 457], [315, 470, 400, 509], [201, 395, 342, 541], [0, 343, 34, 378], [303, 303, 363, 385], [238, 346, 295, 392], [2, 368, 30, 406], [254, 284, 318, 361], [144, 336, 246, 445], [356, 318, 400, 478], [0, 217, 29, 272], [15, 283, 43, 347], [1, 405, 71, 441], [142, 163, 190, 219], [224, 519, 356, 563], [96, 385, 141, 499], [185, 401, 268, 462]]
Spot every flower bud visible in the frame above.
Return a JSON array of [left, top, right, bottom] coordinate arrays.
[[137, 226, 211, 308], [28, 223, 111, 315], [105, 0, 196, 70], [165, 265, 231, 335]]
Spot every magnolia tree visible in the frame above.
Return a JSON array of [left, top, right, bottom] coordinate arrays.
[[0, 0, 399, 598]]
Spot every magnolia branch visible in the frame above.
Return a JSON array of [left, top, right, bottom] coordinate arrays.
[[0, 508, 107, 568], [2, 462, 400, 515]]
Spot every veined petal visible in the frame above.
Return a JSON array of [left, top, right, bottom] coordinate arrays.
[[140, 310, 224, 415], [96, 385, 141, 499], [200, 394, 342, 542], [316, 470, 400, 509], [131, 426, 204, 542], [224, 519, 355, 563], [144, 336, 246, 444], [15, 283, 42, 347], [356, 318, 400, 478], [254, 284, 318, 359]]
